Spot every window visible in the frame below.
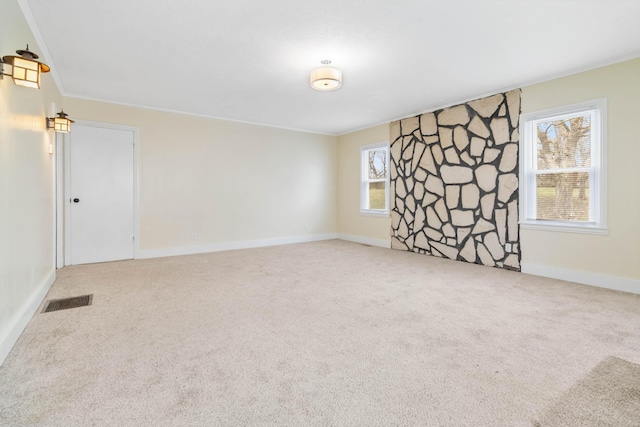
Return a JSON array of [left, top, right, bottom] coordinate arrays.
[[520, 99, 607, 234], [360, 142, 390, 215]]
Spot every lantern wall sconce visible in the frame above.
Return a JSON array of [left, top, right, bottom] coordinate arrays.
[[1, 44, 50, 89], [47, 110, 75, 133]]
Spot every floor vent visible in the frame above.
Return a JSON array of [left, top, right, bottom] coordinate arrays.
[[42, 295, 93, 313]]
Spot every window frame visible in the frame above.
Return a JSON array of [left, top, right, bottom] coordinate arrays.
[[360, 141, 390, 216], [519, 98, 607, 235]]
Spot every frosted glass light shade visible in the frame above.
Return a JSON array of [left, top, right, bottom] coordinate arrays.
[[48, 110, 74, 133], [310, 66, 342, 91], [2, 45, 50, 89]]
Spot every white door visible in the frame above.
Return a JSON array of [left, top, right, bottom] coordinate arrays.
[[67, 124, 135, 265]]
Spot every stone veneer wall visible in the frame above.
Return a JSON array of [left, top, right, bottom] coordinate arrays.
[[389, 90, 521, 270]]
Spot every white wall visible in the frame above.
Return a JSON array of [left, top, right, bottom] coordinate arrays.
[[0, 0, 62, 364], [520, 58, 640, 293], [62, 98, 338, 258]]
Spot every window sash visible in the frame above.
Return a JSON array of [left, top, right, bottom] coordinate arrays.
[[360, 143, 390, 214]]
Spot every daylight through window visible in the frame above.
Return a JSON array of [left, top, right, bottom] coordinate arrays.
[[520, 99, 606, 233], [361, 143, 389, 215]]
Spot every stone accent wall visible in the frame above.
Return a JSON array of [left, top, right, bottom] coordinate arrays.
[[389, 90, 521, 271]]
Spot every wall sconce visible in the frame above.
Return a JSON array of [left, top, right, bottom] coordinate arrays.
[[1, 44, 50, 89], [47, 110, 74, 133], [310, 60, 342, 91]]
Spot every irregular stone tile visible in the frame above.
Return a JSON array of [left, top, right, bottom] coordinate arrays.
[[511, 128, 519, 143], [406, 178, 415, 193], [402, 140, 414, 160], [404, 163, 413, 177], [497, 173, 518, 203], [460, 152, 475, 166], [414, 181, 425, 201], [402, 135, 413, 150], [444, 147, 461, 164], [499, 143, 518, 172], [420, 112, 438, 136], [406, 195, 417, 214], [475, 164, 498, 192], [390, 120, 401, 142], [425, 175, 444, 196], [391, 237, 407, 250], [431, 241, 459, 260], [468, 116, 491, 138], [424, 135, 439, 145], [404, 210, 415, 227], [457, 227, 471, 244], [445, 185, 460, 209], [453, 126, 470, 151], [401, 116, 420, 135], [414, 168, 427, 182], [505, 243, 512, 252], [484, 232, 505, 260], [396, 197, 405, 213], [504, 254, 520, 269], [447, 238, 457, 246], [476, 242, 495, 267], [432, 145, 444, 165], [461, 184, 480, 209], [399, 218, 409, 238], [450, 209, 475, 226], [431, 249, 443, 257], [414, 206, 425, 230], [468, 93, 504, 118], [422, 192, 438, 207], [472, 218, 496, 234], [435, 198, 449, 222], [426, 206, 443, 230], [441, 165, 473, 184], [390, 165, 398, 180], [490, 118, 510, 145], [405, 234, 415, 250], [483, 148, 500, 163], [414, 231, 430, 250], [413, 143, 426, 172], [506, 89, 521, 128], [437, 105, 470, 126], [439, 127, 453, 148], [508, 200, 519, 242], [460, 238, 476, 263], [470, 137, 485, 157], [425, 227, 443, 241], [495, 208, 507, 245], [419, 147, 438, 175], [391, 210, 401, 229], [395, 179, 407, 199], [498, 104, 506, 117], [391, 140, 402, 162], [442, 223, 456, 238]]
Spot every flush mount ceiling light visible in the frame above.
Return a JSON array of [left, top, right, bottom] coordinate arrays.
[[310, 60, 342, 91], [47, 110, 75, 133], [0, 44, 50, 89]]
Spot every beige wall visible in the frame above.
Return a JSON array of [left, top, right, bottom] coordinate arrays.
[[63, 98, 338, 256], [337, 124, 390, 245], [1, 0, 62, 362], [337, 58, 640, 291], [520, 58, 640, 289]]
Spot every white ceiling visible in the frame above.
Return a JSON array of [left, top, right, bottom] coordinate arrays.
[[22, 0, 640, 135]]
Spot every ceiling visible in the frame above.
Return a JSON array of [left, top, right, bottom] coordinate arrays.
[[22, 0, 640, 135]]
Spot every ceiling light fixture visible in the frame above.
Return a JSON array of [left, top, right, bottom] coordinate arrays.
[[47, 110, 75, 133], [310, 60, 342, 91], [1, 44, 50, 89]]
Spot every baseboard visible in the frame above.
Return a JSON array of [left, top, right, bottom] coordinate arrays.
[[521, 262, 640, 295], [138, 233, 339, 259], [337, 233, 391, 249], [0, 269, 56, 366]]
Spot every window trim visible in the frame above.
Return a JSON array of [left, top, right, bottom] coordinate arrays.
[[360, 141, 390, 216], [519, 98, 608, 235]]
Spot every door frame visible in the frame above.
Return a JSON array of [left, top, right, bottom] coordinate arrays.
[[57, 120, 140, 267]]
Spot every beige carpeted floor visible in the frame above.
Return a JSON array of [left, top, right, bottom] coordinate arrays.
[[1, 240, 639, 426]]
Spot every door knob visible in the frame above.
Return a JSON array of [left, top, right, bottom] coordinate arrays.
[[72, 198, 80, 203]]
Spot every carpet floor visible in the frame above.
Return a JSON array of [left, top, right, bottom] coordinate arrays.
[[1, 240, 639, 426]]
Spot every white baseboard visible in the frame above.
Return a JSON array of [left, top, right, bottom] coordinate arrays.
[[138, 233, 339, 259], [521, 262, 640, 295], [337, 233, 391, 249], [0, 269, 56, 366]]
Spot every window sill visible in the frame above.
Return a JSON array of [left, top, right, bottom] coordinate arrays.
[[520, 221, 608, 235], [360, 210, 390, 218]]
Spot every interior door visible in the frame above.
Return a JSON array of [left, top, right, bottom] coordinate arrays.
[[68, 124, 135, 265]]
